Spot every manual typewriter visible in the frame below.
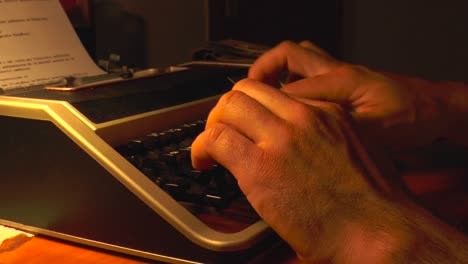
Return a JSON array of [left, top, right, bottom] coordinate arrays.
[[0, 64, 279, 263]]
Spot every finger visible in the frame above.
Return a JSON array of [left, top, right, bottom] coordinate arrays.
[[284, 41, 335, 85], [191, 122, 262, 182], [289, 97, 351, 142], [232, 78, 307, 121], [248, 41, 339, 85], [281, 68, 357, 106], [206, 87, 283, 144], [293, 98, 345, 117], [298, 40, 333, 59]]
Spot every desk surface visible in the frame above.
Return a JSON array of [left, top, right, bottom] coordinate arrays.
[[1, 235, 149, 264], [1, 147, 467, 264], [0, 235, 301, 264]]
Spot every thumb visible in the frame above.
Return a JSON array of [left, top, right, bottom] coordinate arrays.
[[249, 41, 340, 86], [298, 40, 334, 60], [281, 70, 358, 105]]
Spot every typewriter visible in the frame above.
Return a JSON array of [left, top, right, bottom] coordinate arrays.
[[0, 64, 279, 263]]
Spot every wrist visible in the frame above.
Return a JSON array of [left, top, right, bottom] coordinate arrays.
[[337, 199, 468, 264], [435, 80, 468, 145], [383, 72, 468, 146], [410, 78, 468, 146], [332, 200, 416, 264], [337, 223, 408, 264]]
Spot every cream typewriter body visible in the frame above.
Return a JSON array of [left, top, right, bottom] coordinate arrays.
[[0, 65, 278, 263]]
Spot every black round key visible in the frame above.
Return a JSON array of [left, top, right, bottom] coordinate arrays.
[[143, 133, 161, 149]]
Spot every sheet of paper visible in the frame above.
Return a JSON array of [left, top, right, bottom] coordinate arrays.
[[0, 0, 105, 91], [0, 225, 33, 252]]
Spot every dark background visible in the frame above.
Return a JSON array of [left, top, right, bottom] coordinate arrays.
[[65, 0, 468, 82]]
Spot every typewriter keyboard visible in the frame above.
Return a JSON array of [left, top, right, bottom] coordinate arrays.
[[115, 120, 260, 232]]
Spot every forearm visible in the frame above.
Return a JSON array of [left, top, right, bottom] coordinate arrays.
[[384, 72, 468, 147], [436, 80, 468, 146], [338, 198, 468, 264]]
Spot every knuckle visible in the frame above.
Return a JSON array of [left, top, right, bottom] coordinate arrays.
[[289, 103, 330, 133], [275, 125, 298, 148], [352, 64, 372, 74], [277, 40, 298, 52], [291, 101, 318, 122], [232, 78, 255, 93], [265, 115, 304, 149], [337, 63, 368, 78], [323, 102, 346, 118], [205, 123, 229, 145], [218, 90, 247, 109], [298, 40, 313, 47]]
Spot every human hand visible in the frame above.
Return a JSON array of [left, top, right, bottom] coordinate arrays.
[[249, 41, 442, 149], [190, 79, 417, 263]]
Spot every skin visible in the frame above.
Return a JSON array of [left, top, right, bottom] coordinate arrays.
[[250, 41, 468, 149], [191, 41, 468, 263]]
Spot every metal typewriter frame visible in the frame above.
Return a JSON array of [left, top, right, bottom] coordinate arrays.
[[0, 95, 273, 263]]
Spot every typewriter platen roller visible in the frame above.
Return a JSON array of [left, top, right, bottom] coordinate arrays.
[[0, 65, 279, 263]]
